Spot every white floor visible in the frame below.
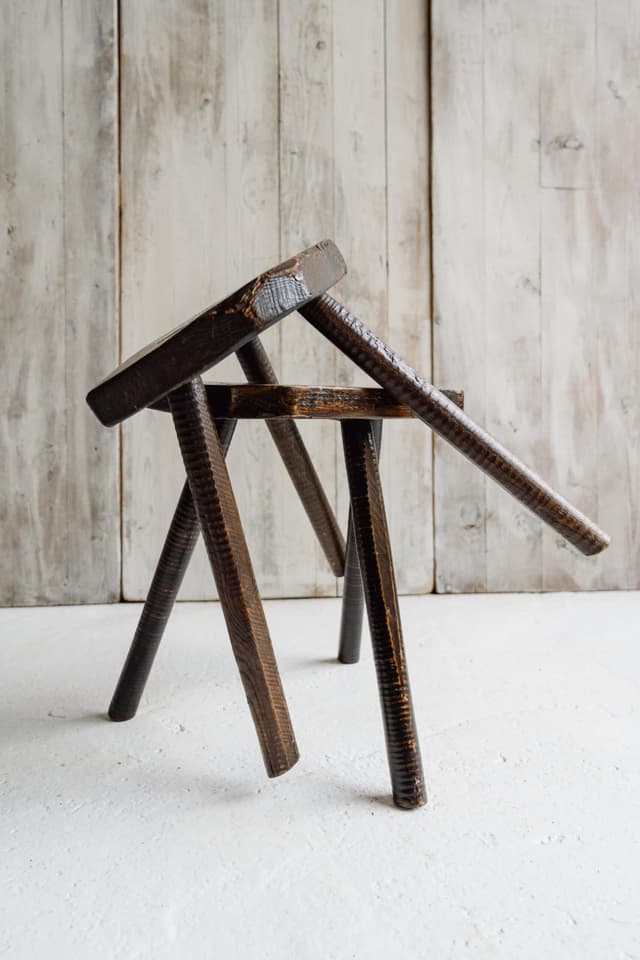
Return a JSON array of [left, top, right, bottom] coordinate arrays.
[[1, 593, 639, 959]]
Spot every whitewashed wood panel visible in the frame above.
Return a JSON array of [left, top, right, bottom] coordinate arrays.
[[123, 0, 432, 599], [278, 0, 341, 597], [383, 0, 433, 594], [120, 0, 284, 600], [432, 0, 488, 592], [0, 0, 119, 605], [433, 0, 640, 591]]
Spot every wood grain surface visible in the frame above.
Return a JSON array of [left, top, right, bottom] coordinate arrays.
[[169, 378, 298, 777], [1, 0, 119, 604], [431, 0, 636, 590], [342, 419, 426, 809], [300, 295, 610, 557], [152, 384, 464, 420], [87, 241, 346, 426]]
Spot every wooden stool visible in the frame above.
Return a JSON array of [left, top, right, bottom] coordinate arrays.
[[88, 238, 610, 809]]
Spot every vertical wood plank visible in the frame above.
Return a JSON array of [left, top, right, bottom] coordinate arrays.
[[383, 0, 433, 594], [588, 0, 640, 588], [482, 0, 544, 591], [63, 0, 120, 602], [278, 0, 339, 596], [540, 0, 640, 590], [432, 0, 487, 592], [433, 0, 639, 591], [120, 0, 282, 599], [0, 0, 119, 605], [122, 0, 433, 599], [331, 0, 387, 553]]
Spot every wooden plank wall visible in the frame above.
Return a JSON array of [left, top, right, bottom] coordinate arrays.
[[432, 0, 640, 591], [120, 0, 432, 600], [3, 1, 637, 605], [0, 0, 119, 605]]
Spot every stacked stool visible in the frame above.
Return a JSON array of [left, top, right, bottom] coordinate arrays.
[[87, 239, 609, 809]]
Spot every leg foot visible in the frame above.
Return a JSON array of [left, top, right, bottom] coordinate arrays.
[[169, 378, 298, 778], [108, 420, 236, 721]]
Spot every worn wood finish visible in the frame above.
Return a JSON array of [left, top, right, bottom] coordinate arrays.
[[383, 0, 433, 596], [108, 420, 237, 722], [88, 241, 346, 427], [300, 295, 610, 557], [338, 421, 383, 665], [119, 0, 284, 601], [0, 0, 119, 605], [432, 0, 637, 592], [153, 384, 464, 420], [338, 377, 466, 663], [341, 420, 426, 809], [236, 339, 345, 577], [169, 378, 298, 778], [118, 0, 433, 601], [338, 378, 465, 664], [276, 0, 432, 597]]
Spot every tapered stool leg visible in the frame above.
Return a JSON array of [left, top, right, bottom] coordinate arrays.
[[108, 420, 237, 722], [169, 377, 298, 778], [237, 339, 346, 576], [338, 420, 382, 663], [341, 419, 426, 809]]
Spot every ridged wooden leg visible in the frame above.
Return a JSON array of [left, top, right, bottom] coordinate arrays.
[[237, 338, 346, 576], [107, 420, 237, 722], [169, 377, 298, 778], [341, 419, 426, 809], [338, 420, 382, 663]]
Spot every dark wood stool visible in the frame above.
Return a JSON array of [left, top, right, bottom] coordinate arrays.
[[88, 238, 610, 809]]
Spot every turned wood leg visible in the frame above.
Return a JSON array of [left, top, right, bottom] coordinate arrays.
[[108, 420, 237, 722], [338, 420, 382, 663], [341, 419, 426, 809], [169, 377, 298, 778], [237, 338, 346, 576]]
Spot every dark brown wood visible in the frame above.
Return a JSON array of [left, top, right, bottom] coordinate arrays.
[[124, 377, 465, 710], [236, 339, 345, 577], [169, 377, 298, 778], [301, 294, 610, 557], [87, 240, 346, 426], [342, 419, 426, 810], [338, 389, 464, 664], [108, 420, 237, 722], [152, 383, 464, 419], [338, 420, 382, 664]]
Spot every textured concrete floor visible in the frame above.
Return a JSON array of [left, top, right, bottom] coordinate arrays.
[[1, 592, 639, 959]]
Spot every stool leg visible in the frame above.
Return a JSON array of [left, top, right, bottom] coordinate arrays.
[[338, 420, 382, 663], [169, 377, 298, 778], [341, 419, 426, 809], [108, 420, 237, 722], [237, 339, 346, 577]]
